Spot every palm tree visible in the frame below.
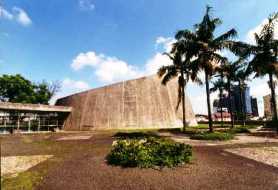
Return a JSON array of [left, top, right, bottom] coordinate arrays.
[[176, 6, 237, 132], [234, 69, 250, 126], [158, 41, 201, 131], [239, 13, 278, 131], [221, 59, 247, 128], [210, 78, 227, 127]]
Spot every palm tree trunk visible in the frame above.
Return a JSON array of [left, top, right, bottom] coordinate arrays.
[[269, 73, 278, 133], [205, 72, 213, 132], [227, 79, 234, 128], [181, 68, 187, 132], [182, 85, 187, 131], [220, 88, 223, 127], [238, 81, 245, 127], [242, 88, 246, 127], [220, 72, 224, 127]]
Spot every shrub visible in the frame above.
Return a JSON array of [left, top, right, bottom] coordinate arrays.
[[190, 131, 234, 141], [228, 127, 250, 134], [264, 120, 278, 128], [107, 137, 192, 168]]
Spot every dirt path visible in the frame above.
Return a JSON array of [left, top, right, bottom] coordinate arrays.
[[36, 134, 278, 190]]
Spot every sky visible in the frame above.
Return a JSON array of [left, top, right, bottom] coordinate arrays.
[[1, 0, 278, 116]]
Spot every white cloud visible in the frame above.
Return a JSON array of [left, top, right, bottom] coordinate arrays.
[[0, 6, 13, 20], [71, 51, 102, 70], [70, 36, 182, 85], [71, 51, 174, 83], [144, 53, 172, 75], [62, 78, 90, 91], [155, 36, 175, 52], [71, 51, 141, 83], [0, 6, 32, 26], [79, 0, 95, 11], [13, 7, 32, 26], [95, 57, 140, 83], [246, 18, 278, 44], [50, 78, 90, 105]]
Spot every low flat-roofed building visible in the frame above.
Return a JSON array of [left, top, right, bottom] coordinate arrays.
[[0, 102, 71, 133]]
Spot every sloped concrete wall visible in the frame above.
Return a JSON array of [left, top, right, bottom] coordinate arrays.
[[56, 75, 197, 130]]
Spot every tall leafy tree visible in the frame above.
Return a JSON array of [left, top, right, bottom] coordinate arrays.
[[239, 13, 278, 131], [0, 74, 36, 103], [34, 80, 60, 104], [220, 59, 246, 128], [158, 40, 201, 131], [234, 68, 250, 126], [176, 6, 237, 132], [210, 78, 227, 127], [0, 74, 60, 104]]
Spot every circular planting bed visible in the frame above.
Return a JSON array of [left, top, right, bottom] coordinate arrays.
[[107, 136, 192, 168]]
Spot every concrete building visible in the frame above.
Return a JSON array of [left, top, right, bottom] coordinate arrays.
[[212, 86, 258, 119], [263, 95, 278, 119], [56, 75, 197, 130], [251, 97, 259, 117], [0, 102, 71, 133]]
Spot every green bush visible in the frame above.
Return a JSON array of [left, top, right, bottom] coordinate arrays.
[[228, 127, 250, 134], [190, 131, 234, 141], [107, 137, 192, 168], [264, 120, 278, 128]]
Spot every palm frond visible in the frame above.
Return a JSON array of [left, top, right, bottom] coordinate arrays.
[[160, 65, 179, 85], [210, 52, 227, 65], [214, 29, 237, 43]]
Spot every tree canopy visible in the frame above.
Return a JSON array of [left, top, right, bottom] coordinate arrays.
[[0, 74, 60, 104]]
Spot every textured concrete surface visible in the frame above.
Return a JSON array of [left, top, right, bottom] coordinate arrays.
[[0, 102, 71, 112], [225, 147, 278, 168], [1, 155, 53, 177], [56, 75, 196, 130]]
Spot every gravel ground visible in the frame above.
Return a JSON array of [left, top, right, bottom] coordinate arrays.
[[1, 131, 278, 190], [225, 147, 278, 168]]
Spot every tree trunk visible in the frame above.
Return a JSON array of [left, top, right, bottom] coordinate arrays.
[[181, 67, 187, 132], [182, 84, 187, 131], [269, 73, 278, 133], [220, 72, 224, 127], [220, 88, 223, 127], [238, 81, 246, 127], [205, 72, 213, 132], [227, 79, 234, 128]]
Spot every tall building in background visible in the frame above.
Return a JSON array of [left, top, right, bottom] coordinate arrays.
[[232, 86, 253, 116], [251, 98, 259, 117], [212, 86, 258, 119], [263, 95, 278, 119]]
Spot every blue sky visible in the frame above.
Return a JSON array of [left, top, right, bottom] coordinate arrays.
[[1, 0, 278, 115]]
